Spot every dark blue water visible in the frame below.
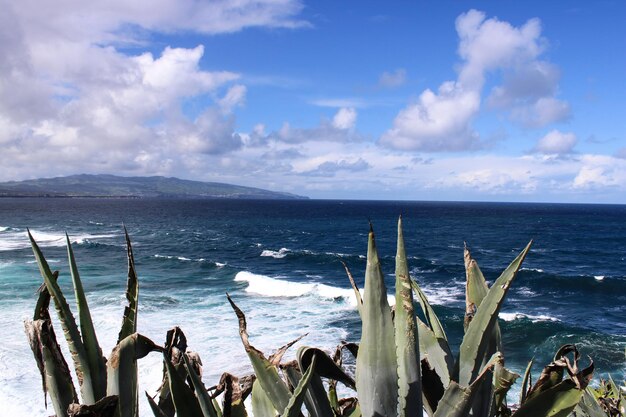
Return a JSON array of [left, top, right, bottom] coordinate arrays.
[[1, 198, 624, 415]]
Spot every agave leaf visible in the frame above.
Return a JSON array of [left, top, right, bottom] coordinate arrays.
[[513, 346, 594, 417], [212, 398, 223, 417], [433, 352, 501, 417], [157, 327, 189, 417], [68, 395, 119, 417], [163, 351, 204, 417], [463, 242, 489, 330], [417, 320, 452, 388], [227, 294, 292, 412], [282, 353, 317, 417], [491, 357, 520, 416], [107, 333, 164, 417], [512, 380, 587, 417], [29, 230, 98, 404], [183, 354, 219, 417], [252, 378, 277, 417], [215, 373, 248, 417], [341, 261, 363, 316], [25, 319, 78, 417], [268, 333, 307, 366], [394, 216, 422, 417], [572, 388, 608, 417], [118, 227, 139, 345], [464, 243, 503, 417], [67, 233, 108, 400], [146, 392, 169, 417], [297, 346, 355, 389], [284, 361, 334, 417], [519, 358, 534, 405], [526, 344, 575, 401], [355, 225, 398, 417], [410, 278, 448, 342], [458, 241, 532, 386]]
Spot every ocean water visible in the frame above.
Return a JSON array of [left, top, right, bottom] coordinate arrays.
[[0, 198, 625, 416]]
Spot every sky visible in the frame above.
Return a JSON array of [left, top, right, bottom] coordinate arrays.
[[0, 0, 624, 203]]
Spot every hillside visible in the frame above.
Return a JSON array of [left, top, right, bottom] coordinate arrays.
[[0, 174, 307, 200]]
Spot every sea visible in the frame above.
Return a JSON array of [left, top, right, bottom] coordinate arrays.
[[0, 198, 624, 416]]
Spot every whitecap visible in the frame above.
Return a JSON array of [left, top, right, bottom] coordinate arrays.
[[594, 275, 605, 281], [0, 229, 117, 252], [234, 271, 395, 306], [521, 267, 544, 273], [260, 248, 290, 259], [499, 312, 559, 323]]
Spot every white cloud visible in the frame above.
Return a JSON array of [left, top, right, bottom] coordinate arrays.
[[510, 97, 570, 128], [456, 10, 543, 88], [379, 69, 406, 88], [219, 84, 247, 113], [380, 82, 481, 151], [572, 155, 626, 190], [0, 0, 306, 180], [382, 10, 568, 152], [533, 130, 577, 154], [332, 107, 357, 130]]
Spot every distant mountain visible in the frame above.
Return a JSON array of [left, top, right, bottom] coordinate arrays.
[[0, 174, 307, 200]]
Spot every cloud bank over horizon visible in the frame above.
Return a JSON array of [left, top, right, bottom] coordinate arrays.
[[0, 0, 623, 202]]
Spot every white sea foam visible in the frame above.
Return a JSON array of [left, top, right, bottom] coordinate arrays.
[[0, 228, 117, 251], [419, 282, 465, 305], [260, 248, 290, 258], [594, 275, 605, 281], [234, 271, 396, 306], [521, 267, 544, 273], [499, 312, 559, 322]]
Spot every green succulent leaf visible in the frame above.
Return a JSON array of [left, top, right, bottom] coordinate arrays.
[[118, 227, 139, 344], [25, 319, 78, 417], [145, 392, 169, 417], [163, 351, 204, 417], [458, 241, 532, 386], [183, 354, 219, 417], [227, 294, 292, 412], [394, 216, 422, 417], [66, 233, 107, 400], [282, 353, 318, 417], [106, 333, 164, 417], [284, 361, 334, 417], [410, 278, 448, 343], [251, 379, 277, 417], [355, 226, 398, 417], [297, 346, 355, 389], [433, 353, 500, 417], [519, 358, 534, 405], [512, 379, 586, 417], [29, 230, 98, 404]]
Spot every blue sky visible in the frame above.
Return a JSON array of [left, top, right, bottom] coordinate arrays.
[[0, 0, 624, 202]]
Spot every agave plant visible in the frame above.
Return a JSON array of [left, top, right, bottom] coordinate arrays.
[[24, 229, 164, 417], [26, 223, 611, 417], [216, 219, 602, 417]]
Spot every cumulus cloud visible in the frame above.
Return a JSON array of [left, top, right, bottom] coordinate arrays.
[[382, 9, 568, 152], [332, 107, 357, 130], [533, 130, 577, 154], [219, 85, 247, 113], [379, 69, 406, 88], [0, 0, 306, 180], [303, 158, 370, 177], [572, 155, 626, 190], [380, 82, 481, 151]]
